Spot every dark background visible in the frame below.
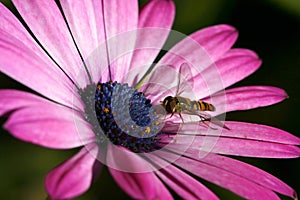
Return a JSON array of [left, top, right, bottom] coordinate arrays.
[[0, 0, 299, 199]]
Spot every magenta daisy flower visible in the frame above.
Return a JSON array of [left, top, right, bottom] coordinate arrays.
[[0, 0, 299, 199]]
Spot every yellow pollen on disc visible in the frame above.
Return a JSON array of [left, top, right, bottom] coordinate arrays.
[[103, 107, 110, 113], [145, 126, 151, 133], [97, 85, 101, 90]]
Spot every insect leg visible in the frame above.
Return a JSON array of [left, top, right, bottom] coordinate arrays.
[[179, 112, 185, 123], [197, 114, 217, 130], [183, 110, 223, 130], [200, 115, 230, 130]]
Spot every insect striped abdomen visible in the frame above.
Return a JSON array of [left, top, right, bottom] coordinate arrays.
[[198, 100, 215, 111]]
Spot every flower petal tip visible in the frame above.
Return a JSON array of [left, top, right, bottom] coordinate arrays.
[[273, 87, 289, 99], [248, 50, 261, 62], [206, 24, 238, 38], [293, 190, 298, 200], [285, 93, 290, 99], [254, 58, 262, 68], [294, 146, 300, 157], [217, 24, 237, 32], [218, 24, 238, 38]]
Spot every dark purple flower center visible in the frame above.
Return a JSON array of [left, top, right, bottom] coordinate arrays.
[[80, 81, 164, 153]]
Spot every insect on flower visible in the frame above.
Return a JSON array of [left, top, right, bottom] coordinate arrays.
[[161, 63, 228, 129], [0, 0, 299, 199]]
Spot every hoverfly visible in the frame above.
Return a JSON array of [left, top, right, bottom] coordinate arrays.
[[161, 63, 228, 130]]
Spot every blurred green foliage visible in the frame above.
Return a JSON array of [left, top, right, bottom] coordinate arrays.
[[267, 0, 300, 18], [0, 0, 299, 199]]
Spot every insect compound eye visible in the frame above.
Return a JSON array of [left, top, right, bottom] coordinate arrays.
[[166, 96, 173, 101], [163, 96, 172, 105]]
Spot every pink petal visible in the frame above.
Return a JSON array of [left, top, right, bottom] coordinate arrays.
[[138, 0, 175, 28], [0, 3, 47, 59], [127, 0, 175, 85], [204, 132, 300, 159], [193, 48, 262, 99], [60, 0, 138, 83], [59, 0, 106, 83], [223, 121, 300, 145], [45, 144, 100, 200], [101, 0, 138, 43], [0, 5, 82, 109], [106, 144, 153, 173], [12, 0, 89, 88], [204, 86, 288, 116], [4, 100, 95, 149], [0, 90, 46, 116], [185, 151, 296, 198], [101, 0, 138, 82], [163, 121, 300, 145], [165, 135, 300, 158], [110, 169, 173, 200], [191, 25, 238, 61], [108, 145, 172, 199], [157, 24, 238, 77], [159, 150, 281, 200], [148, 154, 219, 200]]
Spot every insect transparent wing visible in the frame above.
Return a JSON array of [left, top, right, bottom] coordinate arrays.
[[176, 63, 195, 99], [141, 65, 179, 103]]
